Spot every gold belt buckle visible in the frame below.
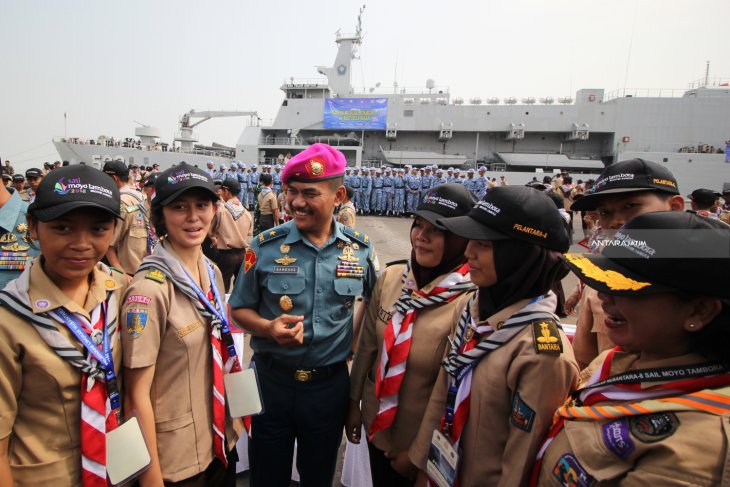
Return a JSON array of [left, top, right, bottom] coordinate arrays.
[[295, 369, 313, 382]]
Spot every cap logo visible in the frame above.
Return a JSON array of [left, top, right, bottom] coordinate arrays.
[[652, 178, 676, 188], [167, 170, 208, 185], [595, 173, 634, 189], [475, 201, 501, 216], [513, 223, 548, 239], [564, 254, 651, 291], [308, 159, 325, 177], [423, 193, 458, 210], [612, 231, 656, 258], [53, 177, 113, 198]]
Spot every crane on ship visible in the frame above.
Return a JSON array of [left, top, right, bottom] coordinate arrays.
[[175, 109, 259, 153]]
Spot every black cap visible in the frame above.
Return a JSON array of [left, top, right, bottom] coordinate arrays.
[[689, 188, 722, 206], [12, 174, 24, 182], [28, 165, 121, 221], [25, 168, 42, 179], [142, 173, 157, 188], [220, 177, 241, 195], [103, 160, 129, 177], [152, 162, 218, 207], [571, 158, 679, 211], [413, 183, 477, 229], [563, 211, 730, 298], [2, 174, 10, 181], [525, 180, 550, 191], [438, 186, 570, 252]]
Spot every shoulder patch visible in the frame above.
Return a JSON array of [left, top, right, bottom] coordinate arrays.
[[552, 454, 593, 487], [125, 204, 140, 213], [629, 412, 679, 443], [144, 269, 166, 284], [244, 248, 257, 273], [532, 319, 563, 355], [510, 392, 535, 432], [126, 309, 148, 339], [257, 226, 289, 245], [342, 226, 371, 247]]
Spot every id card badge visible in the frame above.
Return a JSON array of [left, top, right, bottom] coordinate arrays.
[[426, 430, 460, 487], [106, 415, 151, 486], [224, 363, 264, 418]]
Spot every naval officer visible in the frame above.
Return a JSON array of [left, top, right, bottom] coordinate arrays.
[[0, 178, 40, 289], [230, 143, 379, 487]]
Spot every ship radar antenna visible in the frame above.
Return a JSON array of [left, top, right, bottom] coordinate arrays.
[[356, 4, 365, 41], [133, 120, 150, 127]]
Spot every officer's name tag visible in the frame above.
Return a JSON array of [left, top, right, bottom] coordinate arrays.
[[224, 368, 264, 417], [426, 430, 459, 487], [106, 416, 151, 485], [273, 266, 299, 274]]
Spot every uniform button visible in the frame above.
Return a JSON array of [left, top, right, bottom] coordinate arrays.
[[315, 318, 321, 324], [317, 288, 323, 294], [282, 283, 289, 290]]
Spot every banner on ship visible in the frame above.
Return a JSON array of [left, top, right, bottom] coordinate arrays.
[[323, 98, 388, 130]]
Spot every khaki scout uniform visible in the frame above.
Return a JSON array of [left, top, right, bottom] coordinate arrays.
[[110, 187, 148, 274], [120, 245, 241, 483], [336, 201, 357, 229], [0, 262, 126, 486], [410, 297, 579, 487], [211, 199, 253, 250], [537, 351, 730, 486], [350, 263, 473, 452], [258, 188, 277, 215]]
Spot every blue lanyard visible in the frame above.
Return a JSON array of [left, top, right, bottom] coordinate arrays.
[[182, 263, 239, 365], [54, 304, 121, 413]]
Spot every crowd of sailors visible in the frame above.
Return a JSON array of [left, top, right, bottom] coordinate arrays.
[[0, 143, 729, 487]]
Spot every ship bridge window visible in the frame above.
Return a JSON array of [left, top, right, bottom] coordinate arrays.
[[404, 110, 414, 117], [282, 100, 288, 107]]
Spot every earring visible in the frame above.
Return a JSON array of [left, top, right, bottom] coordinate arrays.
[[689, 323, 696, 329]]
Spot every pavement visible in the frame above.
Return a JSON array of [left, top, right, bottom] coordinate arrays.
[[235, 213, 584, 486]]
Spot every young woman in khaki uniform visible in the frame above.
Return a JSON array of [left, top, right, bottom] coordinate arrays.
[[410, 186, 580, 487], [347, 183, 477, 486], [122, 163, 241, 486], [0, 165, 127, 486], [533, 211, 730, 486]]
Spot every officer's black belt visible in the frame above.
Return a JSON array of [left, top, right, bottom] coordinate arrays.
[[258, 355, 346, 383]]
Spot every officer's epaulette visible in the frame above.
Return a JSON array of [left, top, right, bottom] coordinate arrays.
[[342, 226, 371, 246], [386, 259, 408, 267], [257, 226, 289, 245]]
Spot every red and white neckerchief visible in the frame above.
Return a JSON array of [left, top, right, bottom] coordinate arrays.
[[78, 302, 119, 487], [369, 262, 473, 438], [206, 287, 230, 466], [529, 348, 730, 486]]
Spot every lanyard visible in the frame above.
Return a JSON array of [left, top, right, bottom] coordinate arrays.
[[572, 361, 729, 405], [182, 263, 241, 371], [54, 303, 121, 414]]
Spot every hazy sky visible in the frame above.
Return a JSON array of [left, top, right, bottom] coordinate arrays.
[[2, 0, 728, 172]]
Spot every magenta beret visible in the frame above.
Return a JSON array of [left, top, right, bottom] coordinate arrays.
[[281, 143, 347, 185]]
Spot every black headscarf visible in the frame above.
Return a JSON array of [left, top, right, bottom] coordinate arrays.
[[477, 239, 569, 320], [410, 221, 469, 289]]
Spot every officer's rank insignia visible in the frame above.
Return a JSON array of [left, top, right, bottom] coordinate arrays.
[[244, 248, 257, 273], [0, 232, 18, 243], [144, 269, 166, 284], [338, 245, 360, 263], [269, 231, 276, 237], [126, 309, 148, 339], [2, 242, 29, 252], [532, 320, 562, 354], [15, 223, 28, 233], [279, 244, 290, 254], [279, 295, 293, 311], [275, 255, 297, 266], [510, 392, 535, 432], [259, 234, 265, 243]]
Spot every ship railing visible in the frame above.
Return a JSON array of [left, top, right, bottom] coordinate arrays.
[[258, 136, 305, 146], [282, 78, 329, 88], [687, 77, 730, 90], [602, 88, 685, 101], [304, 136, 360, 147], [350, 86, 450, 96]]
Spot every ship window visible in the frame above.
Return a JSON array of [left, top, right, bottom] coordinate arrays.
[[283, 100, 288, 106], [404, 110, 414, 117]]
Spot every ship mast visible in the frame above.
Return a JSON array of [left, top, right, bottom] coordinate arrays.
[[315, 5, 365, 97]]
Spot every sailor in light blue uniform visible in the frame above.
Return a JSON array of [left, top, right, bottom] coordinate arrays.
[[382, 167, 394, 216], [420, 166, 434, 197], [464, 168, 479, 196], [205, 160, 216, 178], [361, 168, 373, 214], [446, 167, 456, 183], [393, 168, 406, 216], [476, 166, 488, 199], [0, 187, 41, 289], [343, 167, 352, 188], [272, 164, 283, 196], [405, 166, 421, 213], [453, 168, 463, 184], [350, 167, 362, 212], [433, 168, 448, 187], [237, 162, 248, 201], [370, 168, 384, 215], [247, 164, 260, 209]]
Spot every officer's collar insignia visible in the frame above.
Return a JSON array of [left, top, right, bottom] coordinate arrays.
[[338, 245, 360, 263], [275, 255, 297, 266]]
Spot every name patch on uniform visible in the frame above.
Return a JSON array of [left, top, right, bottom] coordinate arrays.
[[126, 309, 148, 339], [377, 307, 392, 323], [532, 320, 563, 355], [126, 294, 152, 305], [602, 418, 635, 459], [552, 454, 593, 487], [244, 248, 257, 273], [510, 392, 535, 432], [144, 269, 166, 284], [273, 266, 299, 274], [629, 412, 679, 443], [176, 321, 202, 339]]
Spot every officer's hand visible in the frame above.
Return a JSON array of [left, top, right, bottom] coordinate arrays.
[[345, 400, 362, 444], [384, 450, 417, 480], [268, 314, 304, 347]]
